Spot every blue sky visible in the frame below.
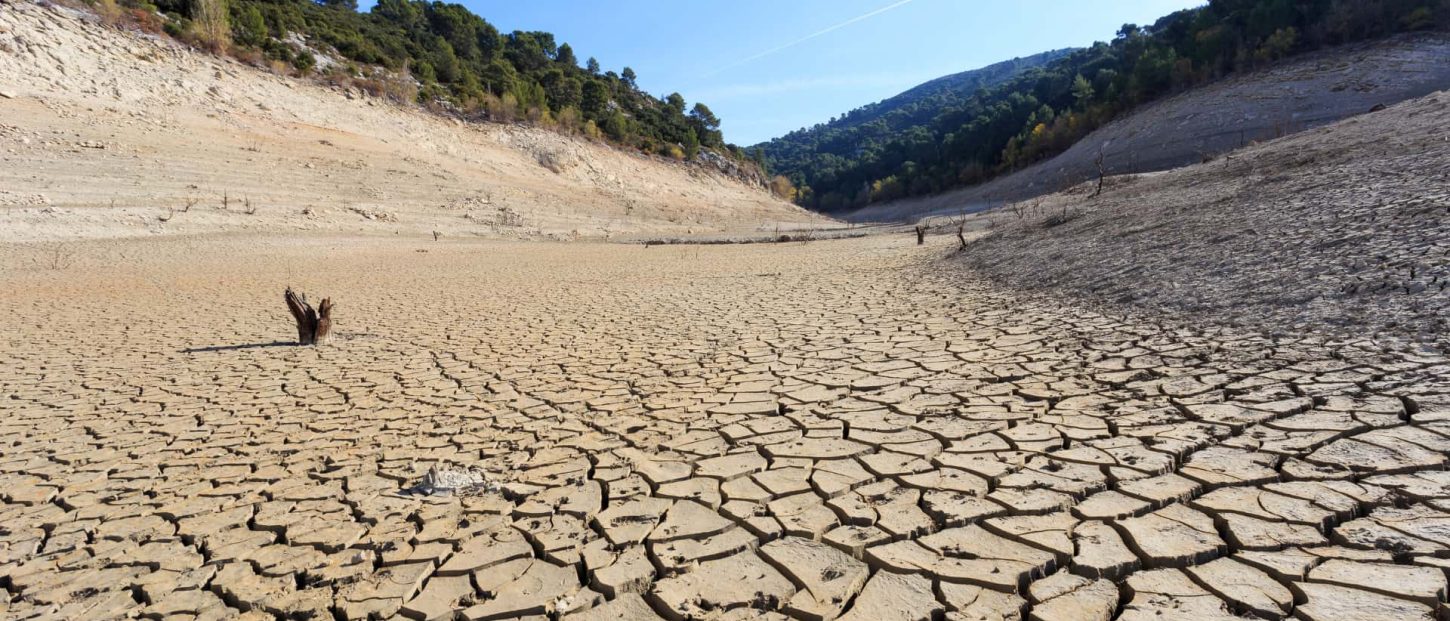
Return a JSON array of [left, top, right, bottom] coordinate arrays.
[[363, 0, 1205, 145]]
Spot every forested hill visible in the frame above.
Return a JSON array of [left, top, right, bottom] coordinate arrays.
[[754, 49, 1070, 189], [121, 0, 750, 164], [766, 49, 1073, 148], [758, 0, 1450, 212]]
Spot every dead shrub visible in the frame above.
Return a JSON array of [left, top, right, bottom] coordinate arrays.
[[190, 0, 230, 54], [92, 0, 122, 25], [33, 244, 77, 271], [1042, 206, 1078, 228], [364, 76, 418, 105], [555, 107, 581, 136], [227, 45, 262, 67], [126, 7, 165, 33], [536, 151, 564, 174]]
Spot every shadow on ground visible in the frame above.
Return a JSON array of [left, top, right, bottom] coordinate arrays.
[[180, 341, 296, 353]]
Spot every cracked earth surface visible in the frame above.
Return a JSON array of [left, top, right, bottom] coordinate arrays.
[[3, 234, 1449, 620]]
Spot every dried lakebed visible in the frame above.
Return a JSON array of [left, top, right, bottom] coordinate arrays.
[[2, 234, 1448, 620]]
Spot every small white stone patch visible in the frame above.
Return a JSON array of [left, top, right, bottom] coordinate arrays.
[[407, 465, 500, 497]]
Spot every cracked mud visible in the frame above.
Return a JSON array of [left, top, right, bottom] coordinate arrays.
[[2, 235, 1448, 620]]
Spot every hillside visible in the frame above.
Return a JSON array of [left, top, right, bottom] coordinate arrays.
[[0, 2, 829, 242], [753, 48, 1070, 181], [956, 88, 1450, 343], [848, 32, 1450, 222], [134, 0, 746, 161], [763, 0, 1450, 213]]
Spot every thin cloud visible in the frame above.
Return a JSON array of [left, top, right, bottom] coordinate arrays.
[[693, 73, 924, 101], [701, 0, 917, 78]]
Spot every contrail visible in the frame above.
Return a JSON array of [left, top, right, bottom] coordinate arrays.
[[701, 0, 917, 78]]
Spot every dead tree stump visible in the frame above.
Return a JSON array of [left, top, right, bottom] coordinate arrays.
[[284, 287, 333, 345], [1092, 147, 1107, 198], [915, 226, 925, 245]]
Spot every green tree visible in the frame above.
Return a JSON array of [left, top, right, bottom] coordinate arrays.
[[1255, 27, 1298, 62], [682, 129, 700, 160], [540, 68, 582, 110], [1401, 6, 1437, 31], [603, 110, 631, 142], [425, 3, 487, 63], [372, 0, 422, 30], [505, 31, 552, 73], [688, 103, 722, 147], [428, 37, 462, 83], [413, 59, 437, 83], [234, 5, 266, 46], [621, 66, 637, 87], [293, 50, 316, 74], [1130, 45, 1176, 100], [556, 42, 577, 67], [586, 57, 600, 74], [1071, 73, 1094, 108], [580, 79, 609, 119], [665, 92, 686, 114]]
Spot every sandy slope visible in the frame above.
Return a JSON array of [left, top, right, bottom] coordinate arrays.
[[0, 1, 830, 242], [957, 89, 1450, 344], [848, 33, 1450, 223]]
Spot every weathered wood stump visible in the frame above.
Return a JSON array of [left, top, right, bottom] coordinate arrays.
[[284, 287, 333, 345], [915, 225, 925, 245]]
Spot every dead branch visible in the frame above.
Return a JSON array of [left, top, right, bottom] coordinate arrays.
[[284, 287, 333, 345], [1092, 147, 1106, 198], [33, 243, 77, 270]]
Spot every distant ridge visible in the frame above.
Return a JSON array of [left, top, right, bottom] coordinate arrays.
[[755, 49, 1071, 161], [837, 49, 1076, 134], [760, 0, 1450, 212]]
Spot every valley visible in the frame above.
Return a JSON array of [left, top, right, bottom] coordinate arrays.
[[2, 0, 1449, 620]]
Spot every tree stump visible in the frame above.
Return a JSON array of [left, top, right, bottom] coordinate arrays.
[[284, 287, 333, 345], [915, 226, 925, 245], [1092, 147, 1107, 198]]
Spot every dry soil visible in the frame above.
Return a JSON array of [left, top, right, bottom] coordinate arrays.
[[3, 234, 1449, 620]]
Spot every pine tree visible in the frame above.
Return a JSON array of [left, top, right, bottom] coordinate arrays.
[[1071, 74, 1095, 109], [235, 6, 267, 46], [683, 129, 700, 160], [556, 43, 577, 67]]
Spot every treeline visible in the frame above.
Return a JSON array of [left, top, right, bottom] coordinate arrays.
[[98, 0, 761, 165], [759, 0, 1450, 212], [755, 50, 1069, 200]]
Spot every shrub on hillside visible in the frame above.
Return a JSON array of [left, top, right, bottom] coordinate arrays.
[[190, 0, 229, 53]]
